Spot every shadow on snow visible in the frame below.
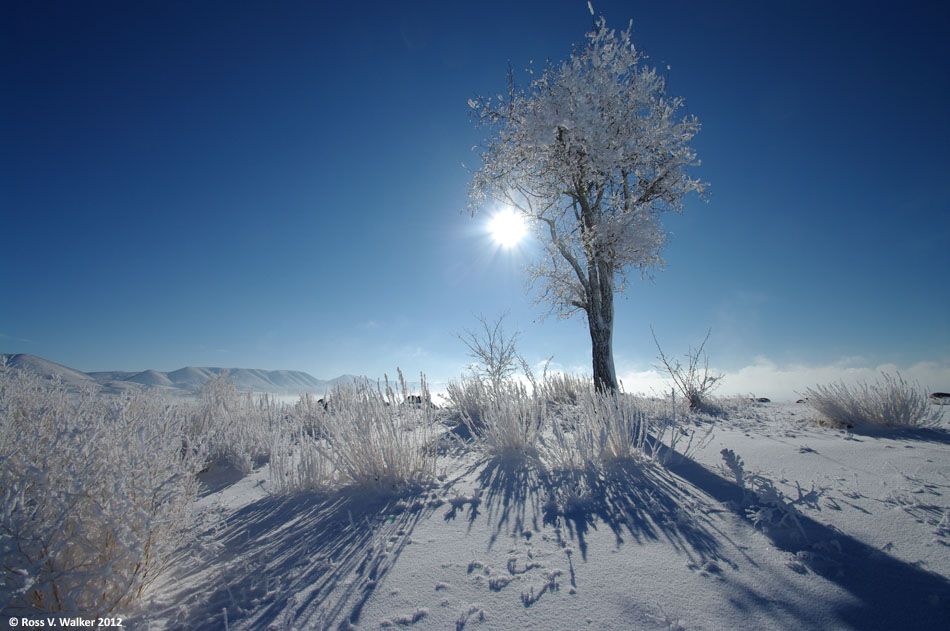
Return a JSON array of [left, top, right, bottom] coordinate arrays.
[[666, 448, 950, 630], [473, 453, 721, 565], [469, 446, 950, 629], [145, 486, 437, 631]]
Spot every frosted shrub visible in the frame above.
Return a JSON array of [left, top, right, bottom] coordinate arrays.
[[318, 374, 436, 491], [653, 328, 723, 410], [543, 390, 650, 470], [463, 381, 546, 458], [457, 312, 522, 392], [291, 391, 327, 437], [189, 374, 281, 474], [269, 427, 336, 494], [445, 376, 491, 427], [0, 364, 199, 615], [804, 372, 941, 429], [540, 373, 593, 405]]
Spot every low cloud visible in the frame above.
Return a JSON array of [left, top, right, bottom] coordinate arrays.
[[620, 357, 950, 401]]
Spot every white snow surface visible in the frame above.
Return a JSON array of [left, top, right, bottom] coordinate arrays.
[[134, 402, 950, 630]]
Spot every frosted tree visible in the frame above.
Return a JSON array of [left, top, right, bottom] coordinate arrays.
[[468, 17, 706, 392]]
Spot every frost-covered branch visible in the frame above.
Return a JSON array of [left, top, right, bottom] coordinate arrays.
[[458, 312, 523, 392], [652, 327, 723, 410]]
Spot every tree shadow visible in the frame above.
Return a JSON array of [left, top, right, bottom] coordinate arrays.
[[666, 449, 950, 629], [473, 448, 950, 627], [143, 487, 437, 631], [474, 453, 722, 567]]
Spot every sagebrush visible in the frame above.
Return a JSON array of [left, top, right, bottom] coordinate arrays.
[[803, 372, 941, 429], [0, 364, 200, 615], [316, 372, 436, 491]]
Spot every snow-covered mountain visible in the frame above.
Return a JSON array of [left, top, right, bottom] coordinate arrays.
[[0, 353, 353, 397]]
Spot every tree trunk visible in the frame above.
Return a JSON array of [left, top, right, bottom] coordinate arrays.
[[588, 287, 618, 393], [589, 320, 617, 392]]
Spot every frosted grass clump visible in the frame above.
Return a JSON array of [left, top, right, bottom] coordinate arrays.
[[269, 371, 434, 494], [460, 380, 546, 458], [540, 373, 593, 405], [291, 391, 328, 437], [317, 372, 436, 492], [803, 372, 941, 429], [269, 427, 336, 494], [187, 373, 283, 474], [445, 376, 491, 427], [0, 362, 199, 616], [542, 390, 647, 470], [453, 373, 703, 468]]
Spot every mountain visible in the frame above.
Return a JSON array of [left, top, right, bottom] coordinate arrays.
[[0, 353, 353, 397], [127, 369, 175, 387], [2, 353, 98, 389]]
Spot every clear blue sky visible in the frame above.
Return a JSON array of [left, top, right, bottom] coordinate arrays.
[[2, 0, 948, 397]]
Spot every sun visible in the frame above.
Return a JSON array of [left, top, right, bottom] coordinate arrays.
[[488, 208, 527, 248]]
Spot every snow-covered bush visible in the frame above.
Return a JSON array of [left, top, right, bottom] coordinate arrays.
[[449, 313, 529, 426], [187, 373, 282, 474], [543, 390, 648, 470], [461, 380, 546, 458], [317, 374, 436, 491], [0, 363, 199, 615], [457, 312, 522, 393], [540, 373, 593, 405], [653, 328, 723, 410], [803, 372, 941, 429], [445, 376, 491, 427], [268, 426, 336, 494], [290, 391, 327, 437]]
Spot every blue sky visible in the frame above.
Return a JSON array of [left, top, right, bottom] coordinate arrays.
[[2, 0, 948, 398]]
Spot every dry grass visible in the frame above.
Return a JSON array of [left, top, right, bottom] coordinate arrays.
[[803, 372, 941, 429]]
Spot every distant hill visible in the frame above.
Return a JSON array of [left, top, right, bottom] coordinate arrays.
[[1, 353, 354, 397], [2, 353, 99, 389]]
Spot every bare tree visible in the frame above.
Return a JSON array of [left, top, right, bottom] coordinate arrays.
[[468, 17, 705, 392], [652, 327, 723, 410], [458, 312, 522, 392]]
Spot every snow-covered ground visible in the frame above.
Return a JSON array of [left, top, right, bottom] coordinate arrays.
[[133, 401, 950, 630]]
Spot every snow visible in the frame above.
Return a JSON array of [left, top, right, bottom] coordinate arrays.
[[132, 402, 950, 630]]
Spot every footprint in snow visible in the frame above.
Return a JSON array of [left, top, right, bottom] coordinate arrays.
[[379, 608, 428, 627]]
